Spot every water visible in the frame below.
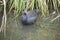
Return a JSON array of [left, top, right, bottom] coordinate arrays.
[[0, 12, 60, 40]]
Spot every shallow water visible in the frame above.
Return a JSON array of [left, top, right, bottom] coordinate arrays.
[[0, 13, 60, 40]]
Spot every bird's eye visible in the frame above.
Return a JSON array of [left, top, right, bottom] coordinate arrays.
[[24, 13, 26, 15]]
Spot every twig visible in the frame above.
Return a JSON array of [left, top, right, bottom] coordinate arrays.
[[0, 15, 4, 32], [3, 0, 7, 37], [50, 15, 60, 22]]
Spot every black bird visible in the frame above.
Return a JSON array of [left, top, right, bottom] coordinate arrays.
[[21, 9, 40, 25]]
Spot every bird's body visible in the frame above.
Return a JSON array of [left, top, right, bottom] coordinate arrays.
[[21, 9, 40, 25]]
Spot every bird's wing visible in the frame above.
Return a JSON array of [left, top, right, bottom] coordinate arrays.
[[27, 16, 36, 23]]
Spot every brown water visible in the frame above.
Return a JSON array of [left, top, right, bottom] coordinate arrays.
[[0, 13, 60, 40]]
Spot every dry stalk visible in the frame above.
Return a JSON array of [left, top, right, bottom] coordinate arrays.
[[50, 15, 60, 22], [0, 0, 7, 37]]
